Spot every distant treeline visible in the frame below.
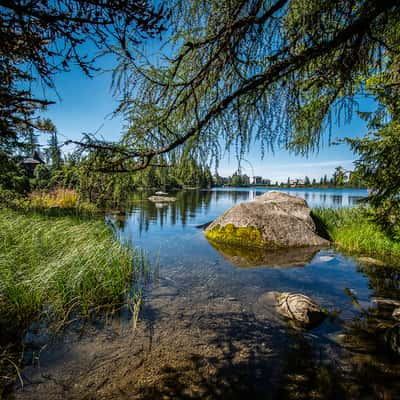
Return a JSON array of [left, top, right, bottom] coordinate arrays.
[[214, 166, 364, 188]]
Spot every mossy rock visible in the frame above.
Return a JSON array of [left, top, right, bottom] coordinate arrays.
[[205, 224, 266, 248], [205, 191, 329, 248]]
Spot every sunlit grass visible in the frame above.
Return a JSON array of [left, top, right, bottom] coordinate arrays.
[[28, 188, 97, 214], [312, 207, 400, 257], [0, 208, 154, 393], [0, 209, 153, 332]]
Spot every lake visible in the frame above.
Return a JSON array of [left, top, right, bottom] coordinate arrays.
[[14, 188, 400, 400]]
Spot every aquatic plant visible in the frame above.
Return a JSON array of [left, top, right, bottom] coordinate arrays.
[[0, 208, 152, 394], [312, 207, 400, 257], [0, 209, 140, 327]]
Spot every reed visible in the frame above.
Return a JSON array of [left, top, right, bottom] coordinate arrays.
[[0, 208, 155, 394]]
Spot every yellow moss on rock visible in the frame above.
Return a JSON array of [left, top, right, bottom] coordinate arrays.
[[205, 224, 265, 248]]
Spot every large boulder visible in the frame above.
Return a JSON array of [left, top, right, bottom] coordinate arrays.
[[205, 191, 329, 248]]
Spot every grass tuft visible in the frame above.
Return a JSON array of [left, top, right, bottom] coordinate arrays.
[[0, 209, 143, 330], [312, 207, 400, 257], [0, 208, 152, 394]]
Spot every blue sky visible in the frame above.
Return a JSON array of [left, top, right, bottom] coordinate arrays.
[[36, 50, 374, 183], [217, 108, 371, 182]]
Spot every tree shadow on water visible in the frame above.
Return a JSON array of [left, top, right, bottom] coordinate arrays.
[[133, 311, 290, 400], [133, 309, 398, 400], [275, 332, 347, 400]]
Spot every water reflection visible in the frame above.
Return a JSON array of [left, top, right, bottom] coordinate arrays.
[[109, 187, 400, 398], [208, 240, 325, 268], [13, 187, 400, 400], [336, 258, 400, 398], [112, 188, 367, 239]]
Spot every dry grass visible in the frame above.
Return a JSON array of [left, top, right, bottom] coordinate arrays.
[[28, 188, 97, 214]]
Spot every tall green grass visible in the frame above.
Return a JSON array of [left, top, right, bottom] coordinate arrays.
[[0, 209, 148, 332], [0, 208, 152, 394], [312, 207, 400, 257]]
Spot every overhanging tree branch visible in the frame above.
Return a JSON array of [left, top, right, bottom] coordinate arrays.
[[73, 0, 399, 173]]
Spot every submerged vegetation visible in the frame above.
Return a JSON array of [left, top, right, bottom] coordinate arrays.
[[313, 207, 400, 257]]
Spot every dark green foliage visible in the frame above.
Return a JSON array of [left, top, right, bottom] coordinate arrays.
[[332, 166, 346, 187], [32, 164, 51, 190], [0, 151, 29, 194], [24, 127, 39, 157], [1, 0, 164, 151], [47, 153, 213, 205], [40, 119, 62, 169], [349, 122, 400, 237], [346, 35, 400, 236], [227, 172, 251, 187]]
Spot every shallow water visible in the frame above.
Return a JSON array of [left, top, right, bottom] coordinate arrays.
[[13, 188, 400, 399]]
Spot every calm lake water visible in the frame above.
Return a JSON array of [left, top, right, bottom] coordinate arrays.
[[15, 188, 400, 400]]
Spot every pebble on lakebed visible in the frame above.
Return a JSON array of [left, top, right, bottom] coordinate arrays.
[[356, 256, 385, 266], [393, 307, 400, 321]]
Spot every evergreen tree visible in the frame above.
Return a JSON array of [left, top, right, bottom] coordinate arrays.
[[1, 1, 164, 151], [40, 119, 61, 169], [332, 166, 346, 186], [25, 127, 39, 157]]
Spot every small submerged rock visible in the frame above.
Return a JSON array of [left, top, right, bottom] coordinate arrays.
[[154, 202, 169, 208], [271, 292, 326, 329], [318, 255, 335, 263], [357, 256, 385, 267], [393, 307, 400, 321], [372, 297, 400, 307]]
